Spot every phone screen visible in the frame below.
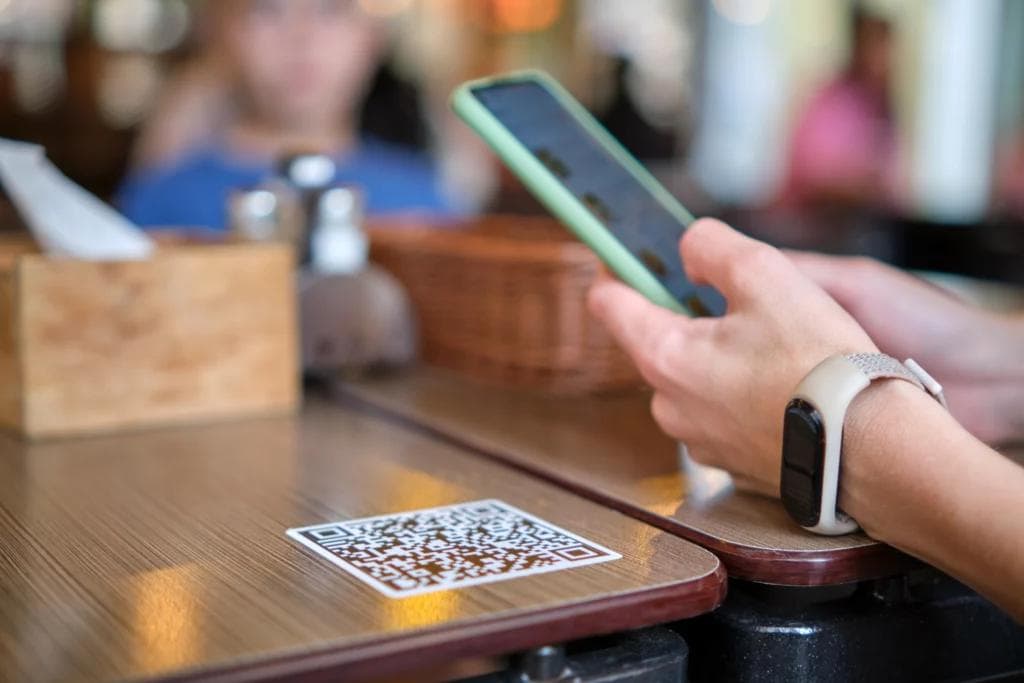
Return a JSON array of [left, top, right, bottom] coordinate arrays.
[[471, 79, 725, 316]]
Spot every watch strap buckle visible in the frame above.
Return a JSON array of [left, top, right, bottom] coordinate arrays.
[[903, 358, 949, 409]]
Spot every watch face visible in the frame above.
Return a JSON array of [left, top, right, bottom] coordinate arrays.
[[781, 399, 826, 528]]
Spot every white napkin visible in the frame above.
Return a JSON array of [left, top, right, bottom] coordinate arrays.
[[0, 138, 153, 260]]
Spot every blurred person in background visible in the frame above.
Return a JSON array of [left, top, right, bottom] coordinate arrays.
[[119, 0, 457, 231], [782, 7, 898, 212]]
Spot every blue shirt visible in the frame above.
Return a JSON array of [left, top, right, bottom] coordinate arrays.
[[118, 139, 457, 231]]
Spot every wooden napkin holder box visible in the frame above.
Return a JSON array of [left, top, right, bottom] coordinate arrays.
[[0, 238, 299, 439]]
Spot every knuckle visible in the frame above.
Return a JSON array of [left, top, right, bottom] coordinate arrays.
[[746, 243, 785, 272], [681, 218, 711, 251], [728, 244, 780, 291], [643, 327, 686, 385]]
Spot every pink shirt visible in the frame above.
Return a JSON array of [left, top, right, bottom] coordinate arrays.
[[783, 76, 896, 208]]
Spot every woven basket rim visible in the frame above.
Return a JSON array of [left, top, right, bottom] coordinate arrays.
[[368, 219, 596, 265]]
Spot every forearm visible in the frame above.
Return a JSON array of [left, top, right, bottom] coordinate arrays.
[[981, 313, 1024, 444], [939, 311, 1024, 446], [842, 381, 1024, 621], [1004, 314, 1024, 439]]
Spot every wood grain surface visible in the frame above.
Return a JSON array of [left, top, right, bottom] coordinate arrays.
[[339, 368, 915, 586], [0, 265, 20, 428], [0, 396, 724, 683], [0, 233, 38, 271], [0, 244, 299, 438]]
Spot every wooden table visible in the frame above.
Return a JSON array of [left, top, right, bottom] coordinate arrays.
[[339, 369, 915, 587], [0, 397, 724, 683]]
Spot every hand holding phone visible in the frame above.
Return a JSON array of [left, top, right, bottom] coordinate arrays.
[[452, 70, 725, 317]]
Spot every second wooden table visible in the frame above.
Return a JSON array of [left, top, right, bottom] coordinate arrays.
[[340, 368, 914, 586]]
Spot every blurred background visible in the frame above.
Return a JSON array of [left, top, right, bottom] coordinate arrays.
[[1, 0, 1022, 285]]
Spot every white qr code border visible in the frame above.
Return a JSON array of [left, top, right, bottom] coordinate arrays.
[[286, 499, 621, 599]]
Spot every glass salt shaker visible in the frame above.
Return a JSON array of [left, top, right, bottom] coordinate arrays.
[[309, 186, 368, 275]]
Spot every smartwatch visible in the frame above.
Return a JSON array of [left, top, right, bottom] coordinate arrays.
[[780, 353, 948, 535]]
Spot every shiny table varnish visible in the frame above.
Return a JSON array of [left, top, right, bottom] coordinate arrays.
[[0, 397, 723, 683], [339, 368, 915, 586]]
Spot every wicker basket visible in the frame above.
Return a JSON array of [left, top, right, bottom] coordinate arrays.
[[368, 216, 641, 393]]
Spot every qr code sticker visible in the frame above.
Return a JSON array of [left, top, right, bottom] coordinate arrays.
[[287, 500, 621, 598]]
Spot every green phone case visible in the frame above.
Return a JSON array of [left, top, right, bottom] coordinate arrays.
[[451, 70, 695, 315]]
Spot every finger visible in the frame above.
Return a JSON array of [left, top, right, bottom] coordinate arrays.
[[787, 251, 903, 317], [785, 250, 856, 298], [588, 279, 689, 383], [784, 251, 869, 315], [651, 392, 688, 441], [680, 218, 789, 304], [791, 250, 960, 307]]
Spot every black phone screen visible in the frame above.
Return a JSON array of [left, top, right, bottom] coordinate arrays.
[[471, 79, 725, 316]]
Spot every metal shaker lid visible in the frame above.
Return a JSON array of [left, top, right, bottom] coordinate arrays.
[[277, 153, 336, 190]]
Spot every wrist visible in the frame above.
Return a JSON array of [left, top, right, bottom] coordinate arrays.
[[838, 379, 955, 543], [837, 373, 1024, 618]]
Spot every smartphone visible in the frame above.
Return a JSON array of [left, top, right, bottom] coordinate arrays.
[[452, 70, 725, 317]]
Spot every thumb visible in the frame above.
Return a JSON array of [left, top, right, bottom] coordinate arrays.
[[680, 218, 786, 304]]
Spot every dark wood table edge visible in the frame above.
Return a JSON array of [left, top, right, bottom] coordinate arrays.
[[146, 567, 726, 683], [333, 386, 918, 587]]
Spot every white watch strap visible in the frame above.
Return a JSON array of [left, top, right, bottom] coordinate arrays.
[[786, 353, 948, 536], [845, 353, 949, 409]]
